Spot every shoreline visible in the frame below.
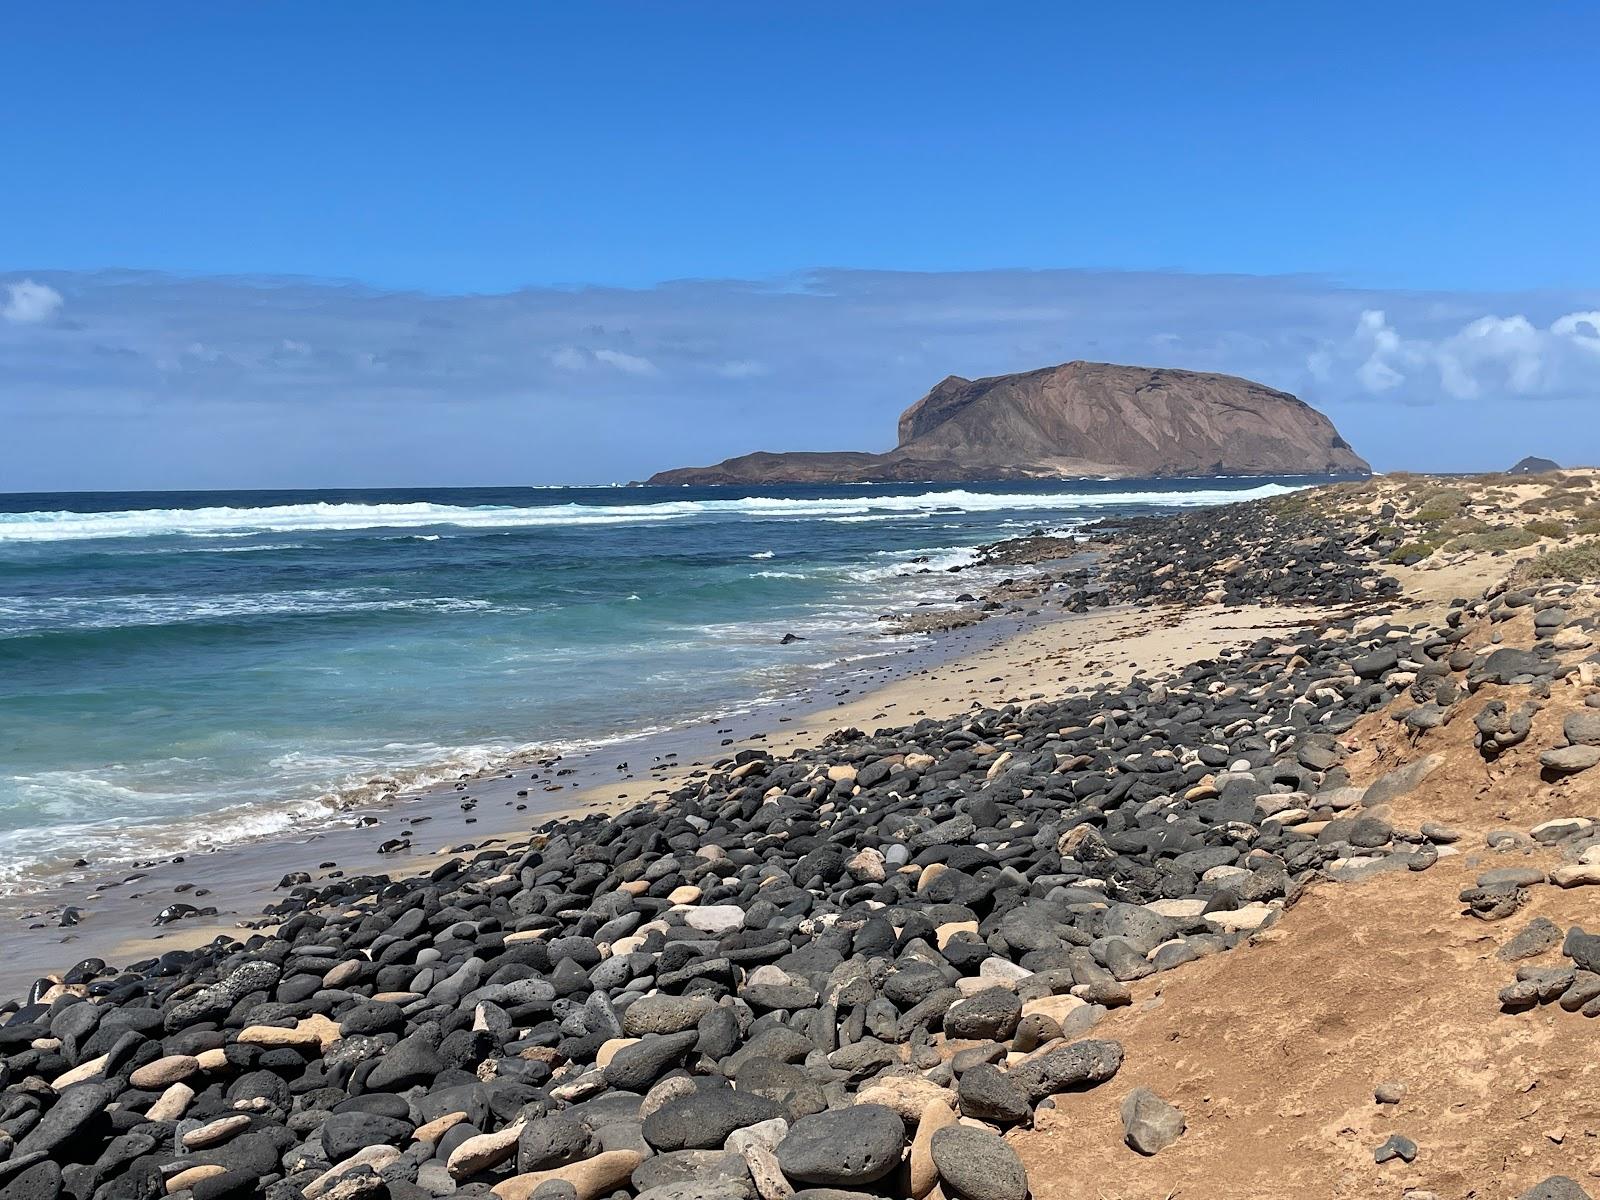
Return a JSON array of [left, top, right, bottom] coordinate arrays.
[[0, 585, 1319, 999], [5, 469, 1600, 1198], [0, 476, 1324, 907], [0, 552, 1092, 995]]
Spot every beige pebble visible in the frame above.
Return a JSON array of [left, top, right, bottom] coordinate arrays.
[[237, 1014, 342, 1053], [1021, 995, 1085, 1023], [304, 1146, 402, 1200], [147, 1081, 196, 1122], [414, 1111, 469, 1145], [909, 1098, 958, 1198], [846, 848, 886, 883], [978, 958, 1032, 986], [1550, 864, 1600, 888], [595, 1038, 638, 1068], [183, 1114, 251, 1149], [935, 920, 977, 950], [166, 1165, 227, 1194], [740, 1137, 793, 1200], [51, 1053, 110, 1090], [1203, 902, 1275, 933], [1144, 898, 1207, 919], [322, 959, 364, 988], [447, 1119, 525, 1178], [857, 1076, 952, 1124], [491, 1149, 643, 1200], [131, 1054, 200, 1090]]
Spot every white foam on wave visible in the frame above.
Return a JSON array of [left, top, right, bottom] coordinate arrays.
[[0, 589, 501, 635], [0, 484, 1302, 543], [0, 721, 678, 890]]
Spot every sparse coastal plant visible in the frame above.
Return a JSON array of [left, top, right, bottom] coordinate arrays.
[[1388, 541, 1437, 563], [1447, 527, 1540, 553], [1523, 518, 1570, 540], [1514, 539, 1600, 582]]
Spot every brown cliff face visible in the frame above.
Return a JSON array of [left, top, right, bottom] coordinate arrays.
[[646, 361, 1369, 484], [891, 361, 1370, 477]]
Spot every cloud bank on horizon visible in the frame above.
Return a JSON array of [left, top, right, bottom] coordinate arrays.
[[3, 268, 1598, 491]]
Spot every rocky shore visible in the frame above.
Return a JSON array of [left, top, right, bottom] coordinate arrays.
[[5, 471, 1600, 1200]]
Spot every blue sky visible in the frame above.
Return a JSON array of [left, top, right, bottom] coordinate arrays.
[[3, 3, 1599, 489]]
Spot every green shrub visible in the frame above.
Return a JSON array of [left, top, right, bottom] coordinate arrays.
[[1515, 540, 1600, 583], [1439, 516, 1489, 537], [1447, 527, 1539, 553], [1388, 542, 1436, 563], [1524, 518, 1570, 540]]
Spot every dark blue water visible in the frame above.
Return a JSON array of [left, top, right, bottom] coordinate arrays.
[[0, 478, 1320, 889]]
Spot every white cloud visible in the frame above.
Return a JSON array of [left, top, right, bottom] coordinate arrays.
[[2, 279, 63, 324], [10, 264, 1600, 486], [1551, 311, 1600, 351], [592, 348, 658, 375], [1331, 307, 1600, 401]]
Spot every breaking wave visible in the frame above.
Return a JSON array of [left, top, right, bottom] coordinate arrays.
[[0, 484, 1300, 543]]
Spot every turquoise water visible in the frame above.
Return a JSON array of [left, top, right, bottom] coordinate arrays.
[[0, 478, 1318, 888]]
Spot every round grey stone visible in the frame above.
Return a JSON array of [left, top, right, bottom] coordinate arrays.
[[929, 1124, 1027, 1200], [775, 1105, 905, 1186]]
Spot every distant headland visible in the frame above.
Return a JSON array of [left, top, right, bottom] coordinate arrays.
[[647, 360, 1370, 484]]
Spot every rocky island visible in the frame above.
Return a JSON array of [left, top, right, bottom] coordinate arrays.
[[648, 361, 1370, 484]]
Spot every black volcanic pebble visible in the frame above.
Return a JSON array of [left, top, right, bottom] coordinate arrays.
[[930, 1124, 1029, 1200], [957, 1062, 1032, 1125], [776, 1105, 906, 1185], [642, 1086, 783, 1151]]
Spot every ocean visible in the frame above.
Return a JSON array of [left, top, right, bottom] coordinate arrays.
[[0, 477, 1319, 892]]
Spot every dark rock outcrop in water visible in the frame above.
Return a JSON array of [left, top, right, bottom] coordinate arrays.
[[648, 361, 1370, 484]]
